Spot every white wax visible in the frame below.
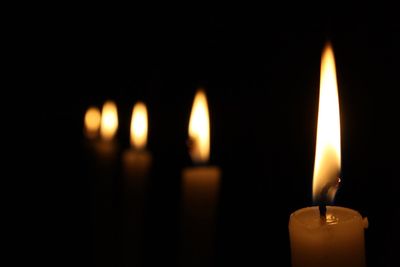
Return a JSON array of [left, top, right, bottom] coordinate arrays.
[[122, 149, 152, 180], [181, 166, 221, 266], [121, 149, 152, 266], [289, 206, 367, 267], [93, 139, 118, 163], [91, 139, 119, 267], [182, 166, 221, 219]]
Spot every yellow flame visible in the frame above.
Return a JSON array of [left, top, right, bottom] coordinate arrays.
[[312, 43, 341, 203], [84, 106, 101, 139], [130, 102, 148, 149], [188, 89, 210, 163], [100, 101, 118, 141]]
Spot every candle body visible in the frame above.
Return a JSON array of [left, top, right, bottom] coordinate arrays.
[[91, 139, 119, 267], [181, 166, 221, 267], [122, 149, 152, 179], [121, 149, 152, 266], [92, 140, 119, 207], [289, 206, 366, 267]]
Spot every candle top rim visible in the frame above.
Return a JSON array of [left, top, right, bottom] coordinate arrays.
[[290, 206, 362, 228], [182, 165, 221, 177]]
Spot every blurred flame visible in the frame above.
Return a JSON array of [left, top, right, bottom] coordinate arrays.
[[100, 101, 118, 140], [312, 43, 341, 203], [188, 89, 210, 163], [84, 106, 101, 139], [130, 102, 148, 149]]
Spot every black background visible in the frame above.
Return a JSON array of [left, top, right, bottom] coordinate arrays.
[[32, 6, 399, 267]]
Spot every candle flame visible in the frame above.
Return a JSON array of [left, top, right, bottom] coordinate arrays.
[[188, 89, 210, 163], [100, 101, 118, 141], [130, 102, 148, 149], [312, 43, 341, 203], [84, 106, 101, 139]]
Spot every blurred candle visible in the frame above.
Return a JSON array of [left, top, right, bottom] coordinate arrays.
[[92, 100, 119, 267], [95, 100, 119, 159], [83, 106, 101, 160], [181, 89, 221, 267], [289, 43, 367, 267], [121, 101, 152, 266], [82, 101, 119, 172], [123, 102, 152, 178], [84, 106, 101, 139]]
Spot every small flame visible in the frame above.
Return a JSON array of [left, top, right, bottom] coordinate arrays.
[[188, 89, 210, 163], [130, 102, 148, 149], [100, 101, 118, 141], [84, 106, 101, 139], [312, 43, 341, 203]]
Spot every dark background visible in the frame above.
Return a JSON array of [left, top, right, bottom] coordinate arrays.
[[32, 6, 399, 267]]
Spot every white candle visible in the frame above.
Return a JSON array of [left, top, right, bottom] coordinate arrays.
[[122, 101, 152, 178], [94, 100, 119, 162], [83, 101, 119, 175], [84, 106, 101, 140], [181, 89, 221, 267], [121, 101, 152, 266], [83, 102, 119, 181], [182, 166, 220, 225], [289, 206, 367, 267], [289, 43, 367, 267], [92, 100, 119, 267], [83, 106, 101, 162]]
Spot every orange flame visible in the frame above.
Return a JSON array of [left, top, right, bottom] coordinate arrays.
[[188, 89, 210, 163], [312, 43, 341, 203], [84, 106, 101, 139], [130, 102, 148, 149], [100, 101, 118, 141]]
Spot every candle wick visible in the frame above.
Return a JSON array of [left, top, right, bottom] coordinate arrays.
[[318, 184, 329, 222], [317, 176, 341, 223], [319, 204, 327, 222]]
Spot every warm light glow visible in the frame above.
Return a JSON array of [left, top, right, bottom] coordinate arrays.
[[100, 101, 118, 141], [188, 89, 210, 163], [130, 102, 148, 149], [84, 106, 101, 139], [313, 43, 341, 203]]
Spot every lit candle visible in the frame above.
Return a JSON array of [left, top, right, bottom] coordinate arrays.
[[92, 100, 119, 267], [122, 101, 152, 178], [181, 89, 221, 267], [289, 43, 368, 267], [121, 101, 152, 266], [83, 106, 101, 159], [95, 100, 119, 161], [84, 106, 101, 140], [82, 101, 119, 174]]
